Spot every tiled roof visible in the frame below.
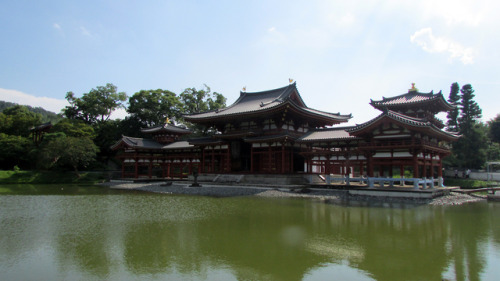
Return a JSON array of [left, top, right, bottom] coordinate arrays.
[[111, 136, 163, 150], [370, 90, 454, 111], [30, 122, 53, 131], [184, 83, 351, 123], [141, 123, 192, 134], [111, 136, 196, 151], [162, 141, 195, 150], [348, 110, 460, 140], [297, 127, 357, 142]]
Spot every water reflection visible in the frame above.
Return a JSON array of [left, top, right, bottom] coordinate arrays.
[[1, 191, 499, 281]]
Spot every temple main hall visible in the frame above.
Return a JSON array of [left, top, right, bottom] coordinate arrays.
[[112, 82, 459, 183]]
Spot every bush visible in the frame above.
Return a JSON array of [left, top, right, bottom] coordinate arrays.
[[0, 170, 106, 184], [444, 178, 498, 189]]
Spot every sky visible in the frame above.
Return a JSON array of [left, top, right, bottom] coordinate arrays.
[[1, 0, 499, 125]]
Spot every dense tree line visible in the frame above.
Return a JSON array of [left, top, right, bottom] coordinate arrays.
[[0, 83, 226, 173], [1, 81, 498, 173], [444, 83, 500, 169]]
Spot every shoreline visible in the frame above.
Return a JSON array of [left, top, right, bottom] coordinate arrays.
[[102, 181, 487, 206]]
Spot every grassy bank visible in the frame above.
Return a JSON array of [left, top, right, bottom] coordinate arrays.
[[0, 170, 107, 185], [444, 178, 499, 189]]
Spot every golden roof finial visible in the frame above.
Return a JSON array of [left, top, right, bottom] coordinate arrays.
[[242, 86, 246, 92], [289, 78, 294, 84], [165, 117, 170, 124], [409, 83, 418, 92]]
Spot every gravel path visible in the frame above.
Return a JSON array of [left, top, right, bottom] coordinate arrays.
[[429, 192, 486, 206], [103, 181, 487, 206]]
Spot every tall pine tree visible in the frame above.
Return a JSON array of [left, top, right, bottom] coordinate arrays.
[[446, 82, 460, 132], [451, 84, 487, 169], [458, 84, 482, 135]]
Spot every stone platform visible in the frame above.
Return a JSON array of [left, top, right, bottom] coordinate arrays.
[[189, 173, 309, 186]]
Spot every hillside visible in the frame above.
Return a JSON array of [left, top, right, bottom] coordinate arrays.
[[0, 100, 62, 123]]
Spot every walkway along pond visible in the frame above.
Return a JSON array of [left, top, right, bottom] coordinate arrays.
[[105, 180, 486, 206]]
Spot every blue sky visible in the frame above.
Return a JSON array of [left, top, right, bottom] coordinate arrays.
[[1, 0, 498, 125]]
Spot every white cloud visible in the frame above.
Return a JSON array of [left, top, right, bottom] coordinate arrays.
[[410, 28, 475, 64], [418, 0, 487, 26], [337, 12, 356, 27], [110, 108, 128, 120], [0, 88, 69, 113], [80, 26, 91, 37], [53, 23, 61, 30]]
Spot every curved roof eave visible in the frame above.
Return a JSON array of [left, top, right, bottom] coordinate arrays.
[[185, 99, 351, 125], [370, 90, 455, 112], [348, 111, 459, 140], [183, 83, 350, 124], [296, 127, 359, 143], [141, 124, 192, 134]]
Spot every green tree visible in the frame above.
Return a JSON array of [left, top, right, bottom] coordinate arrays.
[[93, 120, 123, 164], [179, 85, 226, 115], [127, 89, 181, 127], [52, 119, 95, 138], [458, 84, 482, 135], [63, 83, 127, 125], [446, 82, 460, 132], [179, 85, 227, 135], [117, 116, 145, 138], [0, 133, 33, 169], [0, 101, 61, 123], [450, 84, 486, 169], [0, 105, 42, 137], [452, 126, 488, 168], [489, 114, 500, 143], [39, 136, 98, 176]]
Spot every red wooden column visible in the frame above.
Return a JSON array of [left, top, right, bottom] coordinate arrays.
[[367, 154, 374, 177], [211, 146, 215, 173], [281, 143, 285, 173], [268, 144, 272, 173], [201, 147, 206, 173], [438, 155, 443, 177], [413, 151, 419, 178], [226, 145, 231, 172], [325, 154, 330, 175], [148, 158, 152, 178], [290, 146, 294, 173], [422, 151, 427, 178], [121, 159, 125, 178], [250, 146, 254, 173], [307, 156, 312, 173], [134, 155, 139, 178]]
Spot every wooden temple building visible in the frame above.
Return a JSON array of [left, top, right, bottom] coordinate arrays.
[[112, 82, 459, 183]]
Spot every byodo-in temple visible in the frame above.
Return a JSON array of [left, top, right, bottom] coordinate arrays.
[[111, 82, 459, 186]]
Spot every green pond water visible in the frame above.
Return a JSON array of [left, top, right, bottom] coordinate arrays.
[[1, 185, 500, 281]]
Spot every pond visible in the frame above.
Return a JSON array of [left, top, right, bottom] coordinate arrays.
[[1, 185, 499, 281]]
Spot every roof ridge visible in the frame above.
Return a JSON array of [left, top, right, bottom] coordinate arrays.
[[372, 90, 435, 104], [305, 107, 352, 118], [242, 82, 294, 95], [311, 125, 356, 131]]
